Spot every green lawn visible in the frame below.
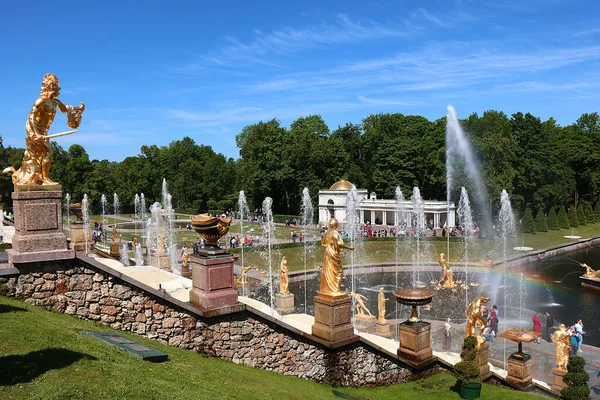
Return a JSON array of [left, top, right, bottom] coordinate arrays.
[[0, 296, 543, 400]]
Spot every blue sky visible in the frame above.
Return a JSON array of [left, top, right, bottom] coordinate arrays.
[[1, 0, 599, 161]]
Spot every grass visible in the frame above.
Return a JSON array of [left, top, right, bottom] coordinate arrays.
[[0, 296, 543, 400]]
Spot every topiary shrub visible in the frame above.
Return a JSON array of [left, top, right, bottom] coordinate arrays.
[[584, 202, 595, 224], [547, 206, 559, 230], [560, 356, 590, 400], [568, 205, 579, 228], [521, 208, 536, 234], [558, 206, 570, 229], [453, 336, 482, 386], [534, 207, 548, 232], [577, 204, 587, 226]]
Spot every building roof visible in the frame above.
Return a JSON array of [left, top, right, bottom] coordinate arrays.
[[329, 179, 353, 191]]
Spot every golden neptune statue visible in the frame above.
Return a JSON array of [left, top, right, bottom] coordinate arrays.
[[437, 253, 458, 289], [465, 296, 490, 347], [551, 324, 571, 370], [4, 74, 85, 186], [318, 218, 354, 297]]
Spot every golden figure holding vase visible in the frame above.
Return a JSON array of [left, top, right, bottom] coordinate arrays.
[[318, 218, 353, 297], [465, 296, 490, 347], [3, 74, 85, 186]]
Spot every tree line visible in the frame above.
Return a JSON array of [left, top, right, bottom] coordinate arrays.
[[0, 110, 599, 226]]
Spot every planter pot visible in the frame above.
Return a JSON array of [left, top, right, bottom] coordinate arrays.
[[458, 383, 482, 399]]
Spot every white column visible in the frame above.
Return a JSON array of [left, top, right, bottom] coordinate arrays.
[[434, 213, 440, 228], [382, 211, 387, 225], [370, 210, 375, 225]]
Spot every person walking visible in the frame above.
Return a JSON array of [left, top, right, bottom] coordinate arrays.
[[443, 318, 452, 351], [488, 305, 499, 336], [545, 312, 555, 343], [532, 312, 542, 343], [574, 319, 585, 353]]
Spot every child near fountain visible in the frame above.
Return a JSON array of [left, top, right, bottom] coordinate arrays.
[[532, 312, 541, 343]]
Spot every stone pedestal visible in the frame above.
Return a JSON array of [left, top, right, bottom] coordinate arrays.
[[110, 242, 121, 258], [275, 293, 295, 315], [551, 367, 568, 392], [150, 250, 171, 271], [397, 322, 434, 369], [69, 222, 92, 251], [376, 320, 392, 338], [8, 188, 75, 264], [312, 294, 355, 344], [476, 343, 491, 379], [352, 315, 377, 332], [189, 253, 238, 310], [506, 354, 533, 390]]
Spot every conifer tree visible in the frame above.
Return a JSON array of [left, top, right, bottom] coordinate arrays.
[[595, 202, 600, 223], [547, 206, 559, 230], [568, 205, 579, 228], [577, 204, 587, 226], [534, 207, 548, 232], [522, 208, 536, 234], [584, 202, 595, 224], [558, 206, 570, 229]]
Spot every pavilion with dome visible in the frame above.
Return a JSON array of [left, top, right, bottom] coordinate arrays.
[[317, 180, 456, 230]]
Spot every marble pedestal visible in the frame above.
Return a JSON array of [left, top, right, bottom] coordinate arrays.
[[110, 242, 121, 258], [506, 354, 533, 390], [189, 253, 238, 310], [477, 343, 491, 379], [275, 293, 295, 315], [312, 293, 355, 344], [551, 367, 568, 392], [8, 188, 74, 264], [352, 314, 377, 332], [398, 321, 434, 369], [150, 250, 171, 271], [376, 320, 392, 338], [70, 222, 92, 251], [181, 262, 191, 279]]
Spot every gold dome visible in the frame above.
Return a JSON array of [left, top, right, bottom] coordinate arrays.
[[329, 180, 353, 191]]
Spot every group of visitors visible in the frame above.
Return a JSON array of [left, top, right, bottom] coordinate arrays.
[[535, 312, 585, 355]]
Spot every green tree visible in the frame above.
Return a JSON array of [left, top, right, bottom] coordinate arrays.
[[558, 206, 570, 229], [568, 205, 579, 227], [534, 207, 548, 232], [583, 201, 595, 224], [561, 356, 590, 400], [521, 208, 536, 234], [595, 202, 600, 222], [577, 204, 587, 226], [547, 206, 559, 230]]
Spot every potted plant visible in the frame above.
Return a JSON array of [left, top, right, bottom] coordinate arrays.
[[452, 336, 482, 399], [561, 356, 590, 400]]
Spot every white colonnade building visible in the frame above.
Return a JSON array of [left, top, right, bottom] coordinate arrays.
[[318, 180, 455, 229]]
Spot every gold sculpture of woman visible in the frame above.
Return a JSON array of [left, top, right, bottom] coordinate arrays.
[[319, 218, 353, 297], [279, 256, 290, 294], [377, 287, 389, 323], [181, 246, 190, 270], [551, 324, 571, 369], [3, 74, 85, 185], [465, 296, 490, 346]]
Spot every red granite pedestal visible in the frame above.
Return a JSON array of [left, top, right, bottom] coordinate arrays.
[[398, 322, 435, 369], [70, 222, 92, 251], [189, 253, 238, 310], [506, 354, 533, 391], [311, 293, 355, 344], [477, 343, 491, 379], [8, 188, 74, 264]]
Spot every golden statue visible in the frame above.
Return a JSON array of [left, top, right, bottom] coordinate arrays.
[[551, 324, 571, 370], [351, 292, 373, 319], [3, 74, 85, 186], [377, 287, 389, 323], [236, 265, 255, 287], [181, 246, 190, 270], [157, 235, 165, 255], [132, 233, 139, 249], [437, 252, 457, 289], [279, 256, 290, 294], [111, 225, 118, 243], [465, 296, 490, 347], [319, 218, 354, 297], [581, 263, 597, 278]]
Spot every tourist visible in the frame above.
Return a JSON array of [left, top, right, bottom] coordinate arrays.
[[568, 325, 579, 355], [443, 318, 452, 350], [483, 326, 494, 343], [574, 319, 585, 353], [488, 305, 499, 336], [545, 312, 555, 343], [532, 312, 541, 343]]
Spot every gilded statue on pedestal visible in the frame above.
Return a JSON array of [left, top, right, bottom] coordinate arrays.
[[378, 287, 389, 323], [3, 74, 85, 185], [279, 256, 290, 294], [551, 324, 571, 370], [465, 296, 490, 347], [581, 263, 598, 278], [319, 218, 354, 297], [237, 266, 254, 287], [437, 253, 457, 289], [181, 246, 190, 270], [351, 292, 373, 318]]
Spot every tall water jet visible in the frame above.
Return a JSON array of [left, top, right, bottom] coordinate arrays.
[[147, 202, 165, 281], [300, 187, 315, 314], [446, 105, 492, 237], [65, 193, 71, 236], [82, 194, 90, 254], [113, 193, 120, 216], [457, 187, 475, 308], [161, 180, 179, 275], [394, 186, 407, 320], [100, 194, 108, 243], [140, 193, 146, 245], [121, 243, 130, 266], [346, 186, 363, 313], [262, 197, 275, 309], [411, 187, 425, 287], [135, 243, 143, 266], [498, 189, 516, 370], [134, 194, 140, 235], [238, 190, 250, 296]]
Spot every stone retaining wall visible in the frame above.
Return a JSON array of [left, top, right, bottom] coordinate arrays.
[[0, 258, 429, 386]]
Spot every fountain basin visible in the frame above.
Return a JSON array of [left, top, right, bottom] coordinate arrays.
[[393, 288, 435, 325]]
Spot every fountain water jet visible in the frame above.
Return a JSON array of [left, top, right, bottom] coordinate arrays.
[[113, 193, 120, 216], [82, 194, 90, 254], [238, 190, 250, 297], [498, 189, 516, 369], [65, 193, 71, 237], [457, 187, 475, 309], [411, 187, 425, 287], [346, 186, 363, 318], [300, 188, 314, 314], [394, 186, 407, 321], [121, 243, 130, 266], [262, 197, 275, 309]]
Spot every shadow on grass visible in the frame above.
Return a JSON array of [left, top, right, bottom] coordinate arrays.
[[0, 348, 97, 385], [0, 304, 27, 314]]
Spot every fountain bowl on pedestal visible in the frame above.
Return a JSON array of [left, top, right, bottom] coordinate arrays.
[[499, 328, 541, 391]]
